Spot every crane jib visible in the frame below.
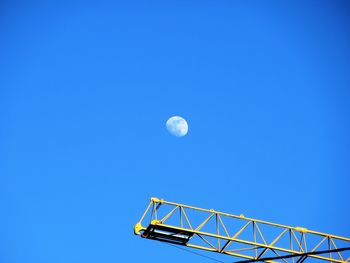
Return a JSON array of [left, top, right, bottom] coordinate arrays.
[[134, 198, 350, 263]]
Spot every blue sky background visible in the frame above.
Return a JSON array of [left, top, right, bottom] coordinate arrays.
[[1, 1, 350, 262]]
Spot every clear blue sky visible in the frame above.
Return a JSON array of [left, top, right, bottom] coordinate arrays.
[[1, 1, 350, 263]]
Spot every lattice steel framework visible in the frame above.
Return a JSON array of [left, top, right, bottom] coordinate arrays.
[[134, 198, 350, 263]]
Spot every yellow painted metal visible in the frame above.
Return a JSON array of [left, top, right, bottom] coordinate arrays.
[[133, 222, 144, 235], [134, 198, 350, 263]]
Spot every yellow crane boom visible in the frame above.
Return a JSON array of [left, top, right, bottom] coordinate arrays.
[[134, 198, 350, 263]]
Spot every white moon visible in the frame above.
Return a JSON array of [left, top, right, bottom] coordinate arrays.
[[166, 116, 188, 137]]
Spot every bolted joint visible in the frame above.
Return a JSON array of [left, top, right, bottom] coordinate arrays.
[[295, 227, 308, 233], [151, 220, 162, 225], [151, 197, 161, 203], [151, 197, 163, 203], [134, 222, 145, 235]]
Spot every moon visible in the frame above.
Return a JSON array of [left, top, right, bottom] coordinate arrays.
[[166, 116, 188, 137]]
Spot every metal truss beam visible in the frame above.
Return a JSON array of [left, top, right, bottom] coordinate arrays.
[[134, 198, 350, 263]]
